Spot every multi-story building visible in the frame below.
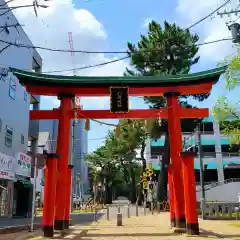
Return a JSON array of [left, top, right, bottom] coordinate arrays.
[[0, 0, 42, 217], [39, 119, 89, 199], [149, 115, 240, 201]]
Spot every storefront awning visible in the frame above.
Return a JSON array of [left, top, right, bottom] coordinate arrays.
[[17, 179, 33, 188]]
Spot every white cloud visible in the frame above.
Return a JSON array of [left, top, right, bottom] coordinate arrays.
[[142, 17, 153, 28], [9, 0, 128, 109], [176, 0, 237, 63]]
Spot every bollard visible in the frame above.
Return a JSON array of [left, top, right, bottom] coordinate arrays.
[[117, 206, 122, 226], [94, 208, 97, 222], [127, 203, 130, 218], [151, 202, 154, 215], [144, 202, 147, 216], [136, 203, 139, 217], [157, 202, 160, 213], [107, 206, 110, 221]]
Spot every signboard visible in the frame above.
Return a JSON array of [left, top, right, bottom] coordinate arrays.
[[110, 87, 129, 113], [0, 152, 15, 180], [15, 152, 32, 177]]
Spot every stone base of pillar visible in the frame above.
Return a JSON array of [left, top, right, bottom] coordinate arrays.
[[64, 220, 70, 229], [172, 217, 186, 233], [54, 220, 64, 230], [43, 225, 54, 237], [186, 223, 200, 235], [170, 217, 176, 228]]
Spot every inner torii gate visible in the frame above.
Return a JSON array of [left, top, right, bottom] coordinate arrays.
[[10, 66, 225, 237]]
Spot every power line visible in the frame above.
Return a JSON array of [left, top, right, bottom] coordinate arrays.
[[42, 38, 233, 74], [0, 35, 233, 56], [0, 0, 15, 7], [43, 56, 130, 73], [0, 0, 233, 72], [0, 4, 49, 17], [186, 0, 232, 30]]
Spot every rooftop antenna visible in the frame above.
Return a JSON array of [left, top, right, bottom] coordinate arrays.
[[68, 32, 77, 76]]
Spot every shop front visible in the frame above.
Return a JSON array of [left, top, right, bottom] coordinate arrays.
[[13, 152, 32, 217], [0, 152, 15, 217]]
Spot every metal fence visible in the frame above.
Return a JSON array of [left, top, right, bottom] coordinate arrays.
[[199, 201, 240, 220]]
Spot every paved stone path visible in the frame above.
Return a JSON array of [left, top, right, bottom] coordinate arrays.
[[1, 212, 239, 240]]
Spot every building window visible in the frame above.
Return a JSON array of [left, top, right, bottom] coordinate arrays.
[[5, 126, 13, 147], [9, 79, 16, 99], [24, 91, 27, 102], [21, 134, 24, 144]]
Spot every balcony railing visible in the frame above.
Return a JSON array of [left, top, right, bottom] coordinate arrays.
[[196, 178, 240, 192], [151, 152, 240, 159], [199, 152, 240, 157]]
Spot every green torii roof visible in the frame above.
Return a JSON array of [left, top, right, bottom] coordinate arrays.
[[9, 66, 227, 87]]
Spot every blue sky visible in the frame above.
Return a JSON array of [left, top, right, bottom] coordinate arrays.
[[12, 0, 239, 153], [70, 0, 238, 152], [73, 0, 178, 52]]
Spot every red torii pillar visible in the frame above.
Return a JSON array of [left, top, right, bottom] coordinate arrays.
[[54, 94, 73, 230], [181, 152, 199, 235], [42, 154, 58, 237], [168, 165, 176, 228], [164, 92, 186, 232]]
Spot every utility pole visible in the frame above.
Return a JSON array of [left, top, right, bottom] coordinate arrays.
[[217, 8, 240, 43], [30, 156, 37, 232], [196, 124, 205, 219], [218, 9, 240, 17], [70, 117, 76, 212]]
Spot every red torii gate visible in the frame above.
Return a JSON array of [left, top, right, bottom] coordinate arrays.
[[10, 66, 225, 237]]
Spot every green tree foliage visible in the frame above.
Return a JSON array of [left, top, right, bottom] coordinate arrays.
[[125, 20, 207, 203], [213, 48, 240, 145], [85, 122, 144, 203]]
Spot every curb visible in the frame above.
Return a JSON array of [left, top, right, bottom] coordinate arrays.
[[0, 224, 42, 235]]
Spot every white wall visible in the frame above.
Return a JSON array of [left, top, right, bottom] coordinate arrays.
[[0, 0, 41, 159], [196, 182, 240, 202]]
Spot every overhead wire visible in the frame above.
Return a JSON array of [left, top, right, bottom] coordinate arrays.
[[186, 0, 232, 30], [42, 38, 233, 74], [75, 106, 168, 127], [0, 4, 49, 17], [0, 0, 233, 72]]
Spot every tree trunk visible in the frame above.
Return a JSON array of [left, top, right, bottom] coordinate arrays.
[[130, 167, 137, 203], [120, 159, 129, 184], [156, 130, 170, 204], [140, 141, 147, 170], [104, 177, 113, 204], [137, 141, 146, 205]]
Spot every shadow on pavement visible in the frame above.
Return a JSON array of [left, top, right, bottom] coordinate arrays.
[[57, 229, 180, 240], [200, 228, 240, 239], [0, 212, 105, 235], [70, 212, 105, 226], [58, 227, 240, 240]]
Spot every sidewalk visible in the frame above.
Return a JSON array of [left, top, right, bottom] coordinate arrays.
[[68, 214, 240, 240], [0, 217, 41, 229], [1, 213, 240, 240]]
